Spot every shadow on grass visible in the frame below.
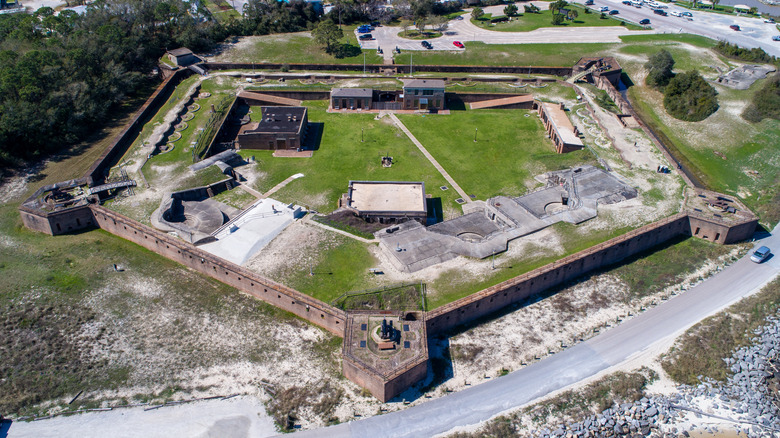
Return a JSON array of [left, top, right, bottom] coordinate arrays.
[[333, 43, 361, 59], [304, 122, 324, 151]]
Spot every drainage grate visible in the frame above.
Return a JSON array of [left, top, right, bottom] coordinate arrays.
[[455, 198, 465, 204]]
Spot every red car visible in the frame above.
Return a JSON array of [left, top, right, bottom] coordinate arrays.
[[453, 41, 464, 48]]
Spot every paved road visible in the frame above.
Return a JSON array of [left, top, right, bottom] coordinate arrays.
[[291, 225, 780, 438], [359, 2, 780, 57], [570, 0, 780, 56]]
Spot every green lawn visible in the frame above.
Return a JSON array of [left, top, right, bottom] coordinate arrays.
[[397, 109, 596, 199], [237, 101, 463, 215], [473, 6, 642, 32], [394, 41, 616, 66], [280, 236, 378, 303], [214, 27, 384, 65]]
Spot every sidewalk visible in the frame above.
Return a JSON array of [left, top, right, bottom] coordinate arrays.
[[387, 113, 472, 203]]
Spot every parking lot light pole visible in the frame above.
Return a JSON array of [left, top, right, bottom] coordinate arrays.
[[474, 127, 478, 142]]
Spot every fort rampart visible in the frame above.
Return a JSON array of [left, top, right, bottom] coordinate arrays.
[[91, 204, 347, 336], [18, 58, 760, 401], [86, 68, 194, 187], [425, 213, 692, 334], [203, 62, 573, 77]]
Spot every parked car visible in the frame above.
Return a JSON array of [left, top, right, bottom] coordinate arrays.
[[359, 34, 373, 40], [358, 25, 372, 33], [585, 0, 594, 5], [640, 18, 651, 24], [670, 10, 681, 16], [764, 17, 775, 23], [681, 11, 692, 16], [750, 246, 771, 263], [453, 41, 464, 48], [653, 8, 667, 15], [421, 40, 433, 49], [773, 35, 780, 41], [600, 6, 610, 11], [730, 24, 741, 31], [622, 0, 631, 4], [609, 9, 619, 14], [456, 15, 464, 20]]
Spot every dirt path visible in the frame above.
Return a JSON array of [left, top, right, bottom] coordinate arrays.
[[387, 113, 472, 203]]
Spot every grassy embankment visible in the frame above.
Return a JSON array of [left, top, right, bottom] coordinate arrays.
[[617, 34, 780, 226], [213, 27, 384, 65]]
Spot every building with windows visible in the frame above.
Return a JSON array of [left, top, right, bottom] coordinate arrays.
[[331, 88, 374, 110], [237, 106, 308, 150], [401, 79, 446, 111]]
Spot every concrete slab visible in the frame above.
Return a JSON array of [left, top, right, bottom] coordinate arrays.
[[199, 197, 304, 265], [377, 166, 637, 272]]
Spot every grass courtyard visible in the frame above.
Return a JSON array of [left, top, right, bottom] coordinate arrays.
[[398, 109, 597, 199]]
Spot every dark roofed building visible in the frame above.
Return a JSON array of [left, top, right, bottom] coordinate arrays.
[[166, 48, 200, 67], [402, 79, 445, 111], [331, 88, 374, 110], [237, 107, 308, 150]]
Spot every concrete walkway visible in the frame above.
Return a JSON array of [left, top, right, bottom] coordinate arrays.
[[303, 215, 377, 244], [261, 173, 304, 199], [387, 113, 472, 203]]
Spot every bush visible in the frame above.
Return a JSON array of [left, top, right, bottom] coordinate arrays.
[[715, 41, 776, 64], [524, 4, 540, 13], [504, 3, 518, 16], [491, 15, 509, 23], [663, 70, 719, 122], [645, 49, 675, 88], [551, 13, 564, 25], [742, 74, 780, 122]]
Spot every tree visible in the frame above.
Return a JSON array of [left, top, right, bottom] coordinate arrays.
[[551, 13, 564, 25], [503, 3, 518, 17], [312, 19, 343, 54], [414, 13, 428, 33], [431, 15, 448, 32], [400, 18, 413, 36], [645, 49, 675, 87], [567, 9, 578, 20], [663, 70, 719, 121], [471, 6, 484, 20]]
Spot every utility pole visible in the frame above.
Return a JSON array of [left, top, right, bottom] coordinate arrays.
[[410, 52, 413, 77], [363, 52, 366, 75], [361, 127, 364, 142], [474, 127, 478, 142]]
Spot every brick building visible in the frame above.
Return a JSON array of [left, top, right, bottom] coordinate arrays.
[[331, 88, 374, 110], [237, 107, 308, 150], [537, 101, 583, 153], [402, 79, 445, 111], [166, 48, 200, 67]]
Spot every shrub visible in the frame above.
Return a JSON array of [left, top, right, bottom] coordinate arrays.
[[645, 49, 675, 87], [471, 6, 484, 19], [491, 15, 509, 23], [524, 4, 540, 13], [504, 3, 518, 16], [714, 41, 776, 64], [551, 13, 564, 25], [742, 74, 780, 122], [663, 70, 719, 122]]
